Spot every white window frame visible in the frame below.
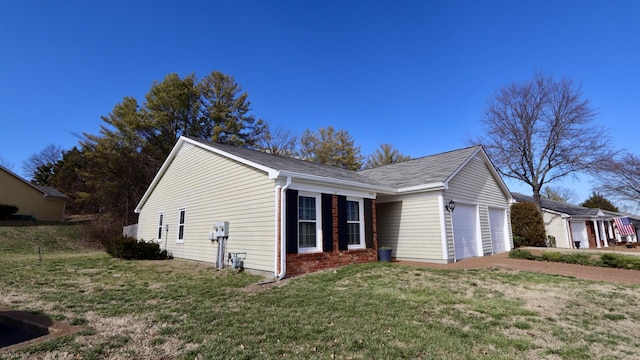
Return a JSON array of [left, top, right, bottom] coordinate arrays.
[[177, 208, 186, 244], [157, 212, 164, 242], [298, 192, 322, 254], [346, 197, 365, 249]]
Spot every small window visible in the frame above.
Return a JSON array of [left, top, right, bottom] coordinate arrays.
[[157, 212, 164, 241], [298, 193, 321, 253], [177, 208, 186, 243], [347, 198, 365, 249]]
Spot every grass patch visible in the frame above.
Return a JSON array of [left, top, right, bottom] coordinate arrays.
[[510, 249, 640, 270], [2, 226, 640, 359]]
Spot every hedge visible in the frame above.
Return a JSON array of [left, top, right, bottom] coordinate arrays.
[[102, 236, 169, 260]]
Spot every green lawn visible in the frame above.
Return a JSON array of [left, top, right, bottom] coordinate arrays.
[[1, 224, 640, 359]]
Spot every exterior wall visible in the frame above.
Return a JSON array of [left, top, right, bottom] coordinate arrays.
[[444, 155, 512, 261], [376, 192, 446, 263], [136, 142, 276, 273], [543, 212, 571, 248], [0, 169, 66, 221], [285, 195, 377, 276]]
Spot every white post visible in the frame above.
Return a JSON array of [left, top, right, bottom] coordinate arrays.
[[593, 220, 601, 248]]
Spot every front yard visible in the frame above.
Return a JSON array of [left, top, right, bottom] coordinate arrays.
[[1, 225, 640, 359]]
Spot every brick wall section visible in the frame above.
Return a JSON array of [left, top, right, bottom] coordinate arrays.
[[286, 195, 378, 277]]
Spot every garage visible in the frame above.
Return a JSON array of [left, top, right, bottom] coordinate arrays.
[[453, 203, 479, 260], [489, 208, 507, 253]]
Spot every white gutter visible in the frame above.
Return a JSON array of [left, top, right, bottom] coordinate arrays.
[[277, 177, 292, 279]]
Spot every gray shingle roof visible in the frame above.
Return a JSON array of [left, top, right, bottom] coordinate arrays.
[[511, 192, 602, 216], [358, 146, 481, 188], [187, 137, 384, 187]]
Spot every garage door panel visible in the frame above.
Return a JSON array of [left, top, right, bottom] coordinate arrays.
[[489, 208, 507, 253], [453, 204, 478, 260]]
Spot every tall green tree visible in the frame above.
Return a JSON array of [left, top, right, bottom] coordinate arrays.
[[299, 126, 363, 170], [80, 97, 155, 225], [581, 191, 619, 212], [143, 73, 202, 159], [49, 147, 98, 214], [471, 73, 616, 212], [364, 143, 411, 169], [199, 71, 266, 147]]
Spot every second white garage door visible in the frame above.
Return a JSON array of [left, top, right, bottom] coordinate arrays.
[[489, 208, 508, 253], [453, 203, 479, 260]]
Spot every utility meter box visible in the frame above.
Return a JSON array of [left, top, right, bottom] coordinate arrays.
[[214, 221, 229, 238]]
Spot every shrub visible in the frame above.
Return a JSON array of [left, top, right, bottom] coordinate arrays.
[[512, 235, 524, 248], [511, 202, 546, 247], [0, 204, 19, 219], [509, 249, 536, 260], [540, 251, 563, 262], [559, 253, 597, 266], [599, 253, 640, 270], [102, 236, 168, 260]]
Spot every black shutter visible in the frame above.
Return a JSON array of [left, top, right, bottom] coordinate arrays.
[[286, 189, 298, 254], [337, 195, 348, 250], [364, 198, 374, 249], [322, 194, 333, 252]]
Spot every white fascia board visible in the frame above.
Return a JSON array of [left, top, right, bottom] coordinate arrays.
[[274, 170, 396, 195], [396, 182, 446, 194]]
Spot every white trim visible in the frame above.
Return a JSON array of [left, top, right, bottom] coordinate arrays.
[[346, 197, 366, 250], [176, 207, 186, 244], [297, 192, 322, 254], [438, 194, 449, 261], [274, 170, 395, 194]]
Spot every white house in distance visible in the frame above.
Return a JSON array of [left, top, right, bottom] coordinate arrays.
[[134, 136, 513, 277], [511, 192, 638, 249]]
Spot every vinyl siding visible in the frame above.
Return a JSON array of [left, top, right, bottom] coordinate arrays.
[[137, 142, 276, 273], [444, 155, 511, 261], [377, 193, 445, 263], [0, 169, 66, 221]]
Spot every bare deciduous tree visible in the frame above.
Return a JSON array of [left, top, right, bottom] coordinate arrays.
[[472, 73, 616, 211], [257, 124, 298, 157], [598, 152, 640, 211], [541, 186, 578, 204], [22, 144, 63, 183]]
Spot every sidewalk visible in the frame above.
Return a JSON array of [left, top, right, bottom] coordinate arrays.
[[396, 246, 640, 285]]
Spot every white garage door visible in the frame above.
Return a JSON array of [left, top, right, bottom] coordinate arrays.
[[570, 222, 588, 248], [489, 208, 507, 253], [453, 203, 479, 260]]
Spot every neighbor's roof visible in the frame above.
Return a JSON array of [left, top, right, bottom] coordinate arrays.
[[512, 192, 604, 217], [0, 165, 69, 201]]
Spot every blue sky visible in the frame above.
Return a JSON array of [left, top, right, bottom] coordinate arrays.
[[1, 1, 639, 203]]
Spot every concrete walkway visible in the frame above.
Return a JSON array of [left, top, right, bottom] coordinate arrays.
[[396, 246, 640, 285]]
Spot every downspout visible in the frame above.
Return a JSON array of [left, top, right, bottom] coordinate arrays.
[[277, 177, 292, 279]]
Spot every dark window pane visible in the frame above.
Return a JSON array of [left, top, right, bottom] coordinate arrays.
[[299, 196, 316, 220], [348, 223, 360, 245], [347, 201, 359, 221], [298, 222, 316, 248]]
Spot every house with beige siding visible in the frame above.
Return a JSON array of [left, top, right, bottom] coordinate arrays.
[[512, 193, 638, 249], [135, 137, 513, 277], [0, 165, 69, 222]]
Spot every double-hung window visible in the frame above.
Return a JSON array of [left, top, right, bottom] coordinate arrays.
[[177, 208, 186, 243], [157, 212, 164, 241], [347, 198, 365, 249], [298, 193, 321, 253]]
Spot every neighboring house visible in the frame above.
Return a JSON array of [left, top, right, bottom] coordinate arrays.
[[0, 165, 69, 221], [511, 193, 638, 249], [134, 137, 514, 277]]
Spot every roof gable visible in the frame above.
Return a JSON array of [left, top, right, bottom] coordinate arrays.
[[0, 165, 69, 200]]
